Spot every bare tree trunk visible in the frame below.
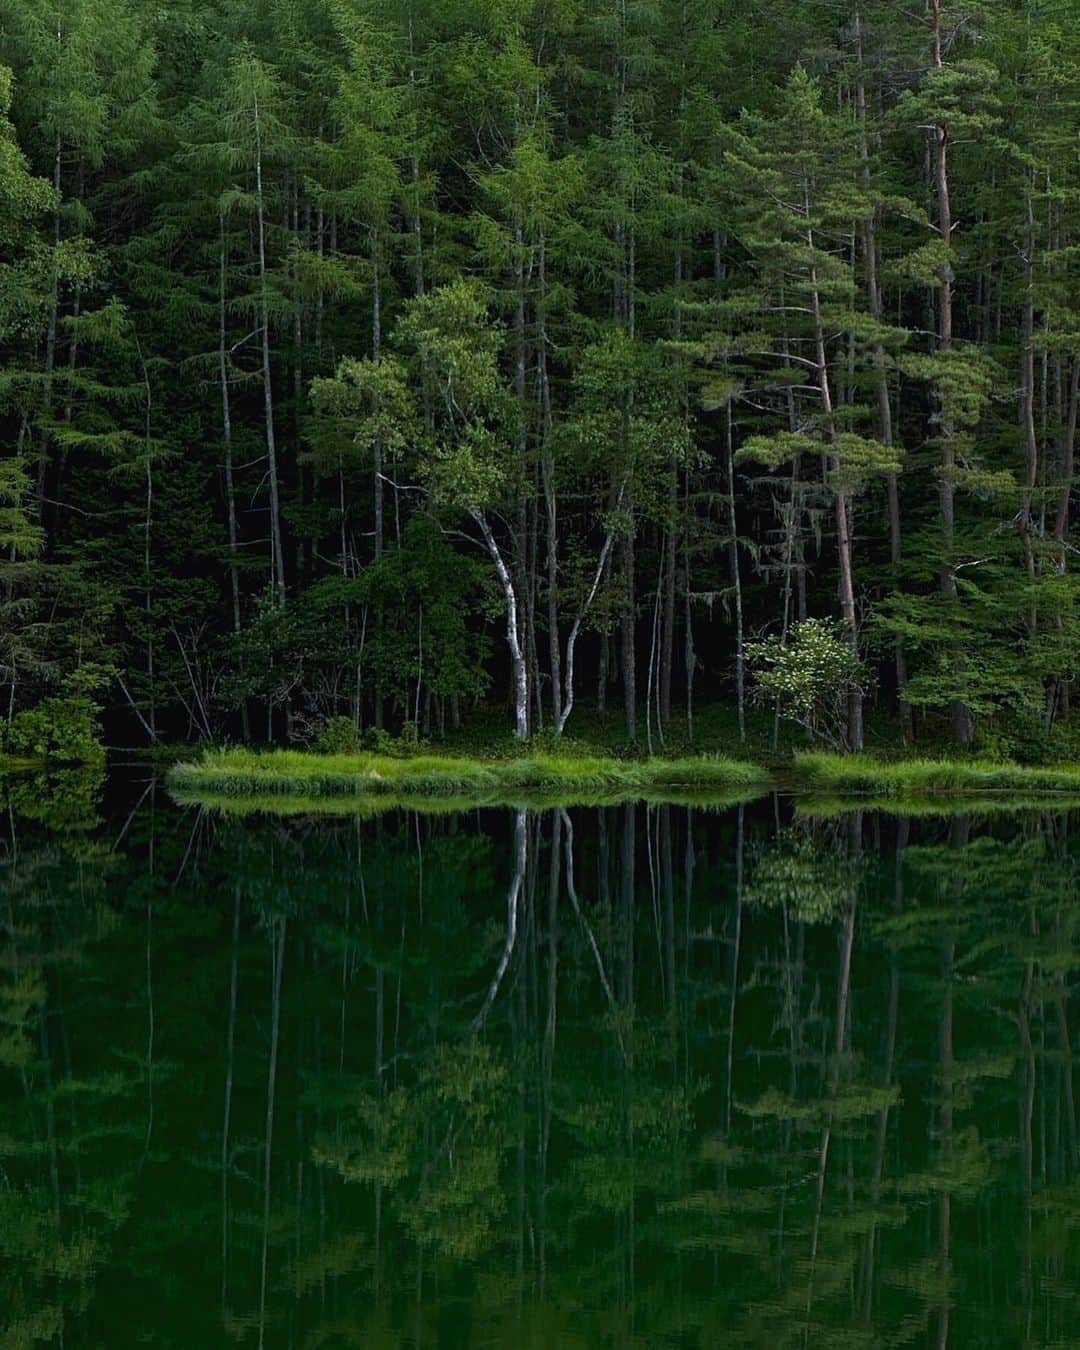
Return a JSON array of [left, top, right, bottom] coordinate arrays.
[[527, 494, 543, 731], [1050, 353, 1080, 715], [475, 512, 529, 739], [1020, 182, 1039, 633], [931, 0, 972, 743], [219, 214, 248, 746], [557, 510, 620, 735], [512, 218, 535, 731], [726, 400, 746, 743], [372, 226, 385, 730], [1054, 356, 1079, 558], [660, 469, 677, 727], [253, 88, 286, 605], [36, 132, 63, 518], [539, 232, 562, 729], [621, 532, 637, 743], [646, 532, 664, 754], [219, 220, 243, 640], [854, 2, 909, 734], [807, 202, 863, 750], [291, 178, 305, 587], [683, 473, 696, 743]]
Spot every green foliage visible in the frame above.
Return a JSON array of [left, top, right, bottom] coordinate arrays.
[[309, 354, 418, 472], [744, 829, 857, 924], [4, 763, 105, 831], [315, 715, 362, 755], [349, 517, 493, 708], [396, 279, 518, 513], [4, 696, 103, 764], [746, 619, 867, 749], [0, 0, 1078, 755]]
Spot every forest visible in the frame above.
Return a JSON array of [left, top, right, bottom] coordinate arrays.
[[1, 0, 1079, 760]]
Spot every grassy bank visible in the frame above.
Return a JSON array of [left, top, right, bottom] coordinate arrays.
[[166, 744, 1080, 814], [168, 746, 771, 803], [789, 753, 1080, 796]]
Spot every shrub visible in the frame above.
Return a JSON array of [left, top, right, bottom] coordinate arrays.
[[360, 726, 394, 754], [6, 697, 104, 764], [746, 618, 867, 750], [316, 715, 362, 755]]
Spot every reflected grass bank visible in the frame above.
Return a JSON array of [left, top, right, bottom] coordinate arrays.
[[795, 792, 1080, 819], [171, 783, 767, 819]]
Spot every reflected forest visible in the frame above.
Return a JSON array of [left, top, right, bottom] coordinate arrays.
[[3, 779, 1080, 1345]]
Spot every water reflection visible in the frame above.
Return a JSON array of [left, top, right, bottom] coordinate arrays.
[[1, 783, 1079, 1345]]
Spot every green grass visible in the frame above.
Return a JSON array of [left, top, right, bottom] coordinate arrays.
[[167, 746, 771, 804], [789, 753, 1080, 797], [165, 743, 1080, 817]]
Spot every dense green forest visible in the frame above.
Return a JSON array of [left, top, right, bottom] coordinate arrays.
[[1, 0, 1079, 756]]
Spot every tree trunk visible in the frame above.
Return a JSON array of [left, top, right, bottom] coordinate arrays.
[[372, 226, 385, 730], [1054, 356, 1080, 559], [291, 177, 305, 586], [621, 532, 637, 743], [683, 472, 696, 743], [557, 507, 621, 736], [253, 88, 286, 605], [539, 232, 563, 730], [660, 469, 677, 727], [219, 220, 243, 643], [854, 1, 910, 734], [1020, 183, 1039, 633], [475, 511, 529, 739], [726, 400, 746, 743], [36, 132, 63, 520], [807, 202, 863, 750], [931, 0, 972, 743]]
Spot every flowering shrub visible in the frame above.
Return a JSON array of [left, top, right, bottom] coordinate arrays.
[[746, 618, 867, 748]]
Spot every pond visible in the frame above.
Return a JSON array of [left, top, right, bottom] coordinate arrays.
[[1, 771, 1078, 1346]]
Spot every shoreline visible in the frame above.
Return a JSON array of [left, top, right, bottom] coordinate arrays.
[[163, 747, 1080, 808], [165, 748, 771, 801]]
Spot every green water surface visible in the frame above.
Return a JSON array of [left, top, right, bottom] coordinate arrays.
[[1, 775, 1078, 1346]]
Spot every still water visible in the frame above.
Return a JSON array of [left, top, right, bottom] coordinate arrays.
[[2, 770, 1078, 1346]]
